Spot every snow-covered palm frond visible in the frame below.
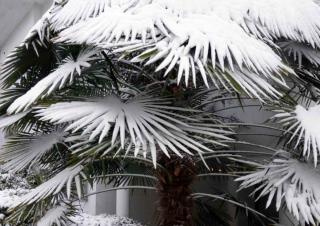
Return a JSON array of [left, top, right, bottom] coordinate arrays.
[[51, 0, 303, 100], [0, 44, 43, 89], [14, 165, 85, 206], [37, 205, 69, 226], [24, 2, 56, 45], [247, 0, 320, 46], [36, 96, 232, 166], [151, 0, 320, 46], [0, 111, 29, 128], [7, 49, 98, 114], [52, 0, 320, 45], [279, 41, 320, 68], [274, 105, 320, 166], [0, 131, 65, 173], [237, 158, 320, 225], [50, 0, 133, 31], [57, 3, 289, 74]]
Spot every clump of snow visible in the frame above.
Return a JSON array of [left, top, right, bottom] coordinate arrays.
[[0, 189, 29, 209], [70, 214, 144, 226]]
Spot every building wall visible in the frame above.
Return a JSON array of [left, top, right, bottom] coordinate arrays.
[[0, 1, 51, 63]]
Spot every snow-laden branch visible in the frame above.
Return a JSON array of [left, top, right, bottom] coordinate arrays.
[[7, 49, 99, 114], [274, 105, 320, 166], [36, 95, 233, 166], [0, 131, 65, 173], [237, 158, 320, 225]]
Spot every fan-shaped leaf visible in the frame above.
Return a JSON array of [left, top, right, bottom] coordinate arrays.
[[274, 105, 320, 166], [57, 2, 290, 77], [14, 165, 85, 206], [0, 131, 65, 173], [36, 96, 232, 166], [280, 41, 320, 68], [0, 111, 29, 128], [7, 49, 98, 114], [37, 205, 68, 226], [53, 0, 299, 99], [237, 158, 320, 225]]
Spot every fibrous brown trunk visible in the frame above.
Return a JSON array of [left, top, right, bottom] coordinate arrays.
[[155, 154, 197, 226]]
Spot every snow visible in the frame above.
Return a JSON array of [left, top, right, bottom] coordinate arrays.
[[237, 158, 320, 225], [36, 95, 231, 166], [0, 170, 144, 226], [45, 0, 320, 99], [69, 214, 144, 226], [274, 104, 320, 166], [0, 189, 29, 209], [1, 131, 65, 173], [0, 111, 29, 128], [7, 49, 97, 114], [37, 205, 68, 226]]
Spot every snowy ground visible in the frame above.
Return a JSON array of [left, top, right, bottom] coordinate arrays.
[[0, 188, 144, 226], [70, 214, 144, 226], [0, 171, 144, 226]]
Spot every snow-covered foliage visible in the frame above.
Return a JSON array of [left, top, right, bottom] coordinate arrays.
[[0, 169, 29, 190], [36, 95, 232, 165], [3, 0, 320, 225], [70, 213, 144, 226], [0, 111, 29, 129], [279, 41, 320, 68], [15, 165, 84, 207], [49, 0, 320, 46], [37, 205, 69, 226], [7, 49, 98, 114], [0, 131, 65, 173], [274, 105, 320, 166], [237, 158, 320, 225], [50, 0, 299, 98], [0, 170, 30, 223], [0, 189, 29, 210]]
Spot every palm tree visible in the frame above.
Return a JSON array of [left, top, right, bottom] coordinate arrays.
[[2, 0, 320, 225]]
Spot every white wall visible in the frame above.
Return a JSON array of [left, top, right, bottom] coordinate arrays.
[[0, 1, 51, 63]]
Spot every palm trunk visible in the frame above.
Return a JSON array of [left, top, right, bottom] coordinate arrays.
[[155, 154, 197, 226]]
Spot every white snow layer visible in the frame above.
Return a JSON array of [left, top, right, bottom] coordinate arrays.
[[70, 214, 144, 226]]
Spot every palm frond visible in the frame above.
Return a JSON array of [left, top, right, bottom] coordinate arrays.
[[0, 111, 29, 128], [0, 40, 55, 89], [0, 131, 65, 173], [273, 104, 320, 166], [57, 7, 290, 78], [37, 205, 69, 226], [7, 48, 99, 114], [247, 0, 320, 46], [14, 165, 85, 206], [36, 96, 232, 166], [280, 41, 320, 68], [237, 158, 320, 225], [50, 0, 115, 31], [24, 2, 56, 45], [52, 0, 320, 46], [52, 0, 299, 100]]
